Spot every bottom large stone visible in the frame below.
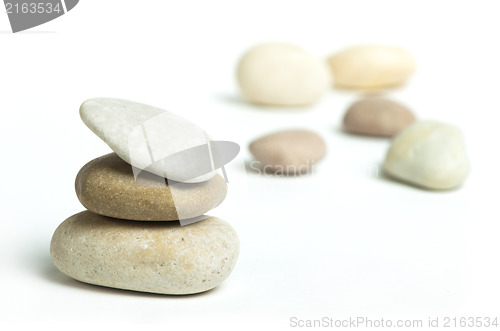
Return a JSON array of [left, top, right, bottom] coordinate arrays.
[[50, 211, 239, 295]]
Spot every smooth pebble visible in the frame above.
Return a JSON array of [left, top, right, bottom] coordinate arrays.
[[327, 45, 416, 90], [50, 211, 240, 295], [237, 43, 331, 107], [343, 97, 416, 137], [75, 153, 227, 221], [249, 129, 326, 175], [383, 121, 470, 190], [80, 98, 217, 183]]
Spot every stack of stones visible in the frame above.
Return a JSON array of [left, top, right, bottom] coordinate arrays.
[[50, 98, 240, 295]]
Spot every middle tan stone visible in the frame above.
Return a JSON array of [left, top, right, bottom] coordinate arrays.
[[75, 153, 227, 221]]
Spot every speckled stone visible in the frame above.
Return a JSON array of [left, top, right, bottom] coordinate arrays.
[[343, 97, 416, 137], [237, 43, 331, 106], [327, 45, 416, 90], [76, 153, 227, 221], [383, 121, 470, 190], [249, 129, 326, 175], [50, 211, 240, 295]]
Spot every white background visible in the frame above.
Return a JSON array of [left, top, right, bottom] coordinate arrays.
[[1, 0, 500, 329]]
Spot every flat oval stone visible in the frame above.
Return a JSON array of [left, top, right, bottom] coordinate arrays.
[[237, 43, 331, 106], [327, 45, 416, 90], [76, 153, 227, 221], [50, 211, 240, 295], [383, 121, 470, 190], [343, 97, 416, 137], [249, 129, 326, 175], [80, 97, 217, 183]]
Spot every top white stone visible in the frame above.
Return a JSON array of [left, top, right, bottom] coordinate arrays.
[[80, 98, 217, 183]]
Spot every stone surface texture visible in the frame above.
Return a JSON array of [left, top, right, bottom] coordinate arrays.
[[50, 211, 240, 295]]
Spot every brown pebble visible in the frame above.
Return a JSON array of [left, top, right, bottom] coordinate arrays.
[[249, 129, 326, 175], [75, 153, 227, 221], [343, 97, 416, 137]]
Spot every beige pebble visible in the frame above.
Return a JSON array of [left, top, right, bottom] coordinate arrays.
[[249, 129, 326, 175], [383, 121, 470, 190], [343, 97, 416, 137], [50, 211, 240, 295], [327, 45, 416, 90], [75, 153, 227, 221], [237, 43, 331, 106]]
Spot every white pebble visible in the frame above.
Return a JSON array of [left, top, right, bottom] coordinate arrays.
[[383, 121, 470, 190], [237, 43, 331, 106]]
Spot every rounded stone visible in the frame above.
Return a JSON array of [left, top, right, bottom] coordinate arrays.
[[343, 97, 416, 137], [76, 153, 227, 221], [249, 129, 326, 175], [50, 211, 240, 295], [383, 121, 470, 190], [237, 43, 331, 107], [327, 45, 416, 90]]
